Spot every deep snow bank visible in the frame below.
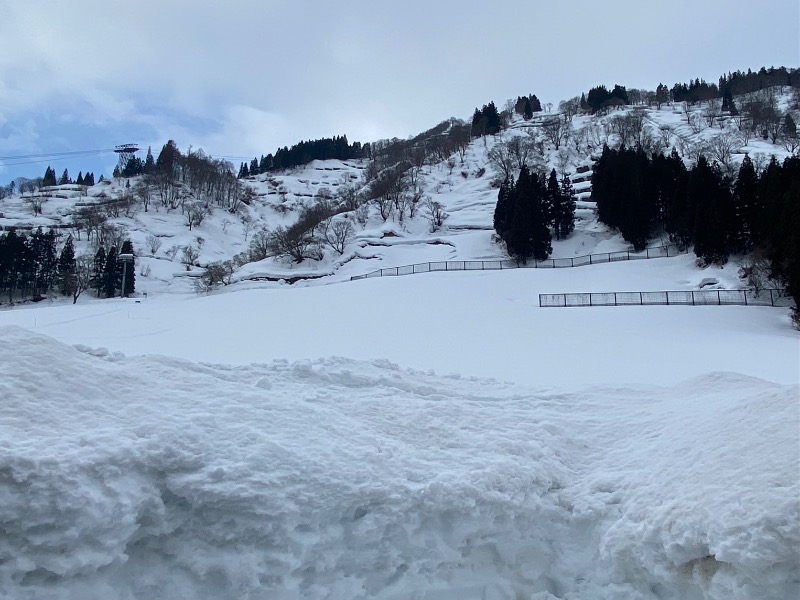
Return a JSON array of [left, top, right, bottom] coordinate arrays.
[[0, 327, 797, 600]]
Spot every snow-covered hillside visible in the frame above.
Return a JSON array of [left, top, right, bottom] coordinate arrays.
[[1, 87, 797, 297], [0, 88, 798, 600]]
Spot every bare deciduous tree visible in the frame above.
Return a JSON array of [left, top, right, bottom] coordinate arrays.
[[195, 260, 236, 293], [145, 234, 162, 256], [267, 224, 322, 263], [184, 200, 210, 231], [555, 149, 573, 177], [659, 125, 673, 148], [703, 98, 722, 127], [558, 97, 580, 123], [541, 117, 570, 149], [707, 130, 742, 173], [321, 216, 355, 255], [424, 197, 449, 232], [488, 136, 540, 182], [689, 113, 706, 134], [181, 245, 200, 268], [70, 255, 93, 304]]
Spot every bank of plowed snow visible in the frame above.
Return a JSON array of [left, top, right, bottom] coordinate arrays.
[[1, 327, 797, 600]]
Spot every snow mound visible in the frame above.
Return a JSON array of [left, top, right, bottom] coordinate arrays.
[[0, 327, 797, 599]]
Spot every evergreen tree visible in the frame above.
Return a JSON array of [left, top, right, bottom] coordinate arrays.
[[59, 169, 71, 185], [156, 140, 180, 178], [42, 166, 57, 187], [546, 168, 560, 230], [651, 149, 685, 234], [593, 144, 619, 227], [58, 235, 77, 297], [122, 156, 144, 177], [655, 84, 669, 108], [731, 154, 759, 254], [505, 167, 551, 262], [76, 172, 84, 186], [118, 240, 135, 297], [620, 148, 657, 251], [691, 156, 734, 264], [103, 246, 120, 298], [523, 98, 533, 121], [483, 102, 502, 135], [249, 157, 259, 175], [92, 245, 106, 297], [493, 179, 514, 238], [555, 173, 577, 240], [144, 146, 156, 174]]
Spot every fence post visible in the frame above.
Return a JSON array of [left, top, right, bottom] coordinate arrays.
[[615, 292, 618, 306], [744, 290, 747, 306], [690, 291, 693, 306], [639, 291, 642, 305], [589, 254, 593, 265], [770, 289, 774, 306], [717, 290, 721, 305], [627, 251, 630, 260]]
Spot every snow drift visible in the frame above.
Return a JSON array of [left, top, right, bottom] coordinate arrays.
[[0, 326, 797, 599]]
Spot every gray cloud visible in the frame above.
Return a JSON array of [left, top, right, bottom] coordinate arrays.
[[0, 0, 797, 178]]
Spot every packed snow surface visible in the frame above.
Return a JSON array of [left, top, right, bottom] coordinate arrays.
[[0, 325, 798, 600]]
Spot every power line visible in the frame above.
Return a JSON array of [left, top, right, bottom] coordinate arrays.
[[0, 151, 113, 167], [0, 148, 117, 160]]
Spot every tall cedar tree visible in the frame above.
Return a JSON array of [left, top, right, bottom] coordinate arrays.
[[42, 166, 57, 187], [58, 235, 77, 297], [30, 228, 58, 296], [103, 246, 120, 298], [93, 245, 106, 297], [504, 166, 552, 262], [555, 173, 577, 240], [691, 156, 734, 264], [731, 155, 759, 254], [493, 179, 514, 239], [144, 147, 156, 174]]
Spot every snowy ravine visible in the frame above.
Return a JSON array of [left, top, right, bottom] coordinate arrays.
[[0, 327, 797, 600]]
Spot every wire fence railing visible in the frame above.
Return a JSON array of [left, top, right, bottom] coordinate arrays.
[[350, 245, 687, 281], [539, 289, 792, 308]]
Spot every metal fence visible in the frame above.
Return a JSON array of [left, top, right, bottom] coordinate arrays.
[[539, 289, 792, 308], [350, 245, 687, 281]]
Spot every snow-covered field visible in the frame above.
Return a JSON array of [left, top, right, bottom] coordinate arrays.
[[1, 95, 799, 599], [0, 254, 798, 600]]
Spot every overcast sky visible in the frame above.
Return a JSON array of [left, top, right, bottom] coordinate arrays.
[[1, 0, 797, 182]]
